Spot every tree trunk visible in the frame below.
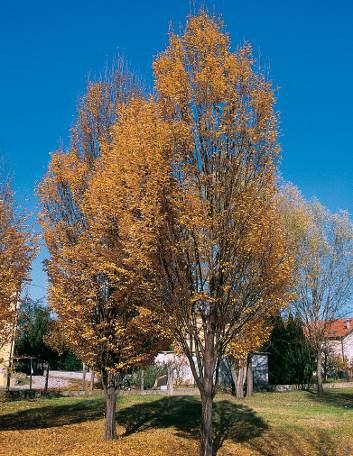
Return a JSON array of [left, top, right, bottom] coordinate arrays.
[[323, 351, 328, 382], [230, 361, 247, 399], [44, 363, 50, 394], [140, 369, 144, 392], [231, 376, 236, 396], [236, 366, 246, 399], [235, 369, 243, 399], [105, 385, 117, 440], [200, 389, 213, 456], [6, 369, 11, 391], [29, 357, 33, 391], [317, 351, 324, 395], [230, 362, 236, 396], [199, 332, 216, 456], [246, 355, 253, 397], [102, 370, 118, 440], [90, 371, 95, 391], [82, 363, 87, 392], [167, 366, 174, 395]]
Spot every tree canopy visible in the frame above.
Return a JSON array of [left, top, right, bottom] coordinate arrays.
[[0, 174, 36, 350]]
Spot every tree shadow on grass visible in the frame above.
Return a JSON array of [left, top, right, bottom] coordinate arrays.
[[117, 396, 268, 454], [213, 399, 267, 452], [248, 428, 341, 456], [306, 388, 353, 409], [0, 397, 105, 430], [0, 395, 267, 454]]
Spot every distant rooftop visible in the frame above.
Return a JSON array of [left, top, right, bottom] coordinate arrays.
[[326, 318, 353, 338]]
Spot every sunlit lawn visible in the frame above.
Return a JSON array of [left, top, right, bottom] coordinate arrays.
[[1, 388, 353, 455]]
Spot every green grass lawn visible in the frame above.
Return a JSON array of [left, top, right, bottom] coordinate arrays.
[[1, 388, 353, 455]]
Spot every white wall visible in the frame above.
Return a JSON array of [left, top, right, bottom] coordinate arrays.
[[327, 332, 353, 363], [0, 342, 12, 388], [155, 352, 195, 385], [252, 354, 268, 385]]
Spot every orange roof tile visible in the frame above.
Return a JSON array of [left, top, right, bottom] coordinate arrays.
[[326, 318, 353, 338]]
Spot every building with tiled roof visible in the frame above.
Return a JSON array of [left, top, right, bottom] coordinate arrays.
[[325, 318, 353, 361]]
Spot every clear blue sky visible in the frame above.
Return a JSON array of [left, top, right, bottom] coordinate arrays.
[[1, 0, 352, 300]]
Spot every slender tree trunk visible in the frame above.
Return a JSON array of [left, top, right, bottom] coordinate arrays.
[[167, 365, 174, 395], [199, 332, 216, 456], [44, 363, 50, 394], [235, 369, 243, 399], [317, 351, 324, 395], [230, 361, 237, 396], [105, 384, 117, 440], [236, 366, 246, 399], [323, 351, 328, 382], [29, 358, 33, 391], [6, 369, 11, 392], [231, 376, 237, 396], [230, 361, 247, 399], [200, 389, 213, 456], [246, 355, 253, 397], [82, 363, 87, 392], [140, 369, 144, 392], [102, 370, 118, 440], [90, 371, 95, 391]]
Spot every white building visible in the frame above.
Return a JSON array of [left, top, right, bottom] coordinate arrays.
[[155, 351, 269, 388], [325, 318, 353, 363], [0, 340, 14, 388]]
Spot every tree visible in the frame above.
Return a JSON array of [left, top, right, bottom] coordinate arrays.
[[0, 173, 36, 351], [226, 317, 272, 398], [268, 313, 314, 387], [146, 13, 294, 455], [324, 349, 347, 381], [44, 322, 83, 372], [16, 299, 52, 358], [71, 58, 140, 163], [15, 298, 58, 392], [267, 315, 288, 385], [285, 313, 315, 387], [167, 355, 190, 387], [43, 319, 67, 357], [39, 65, 168, 439], [280, 185, 353, 394]]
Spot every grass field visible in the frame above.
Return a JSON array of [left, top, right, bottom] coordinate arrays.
[[1, 388, 353, 455]]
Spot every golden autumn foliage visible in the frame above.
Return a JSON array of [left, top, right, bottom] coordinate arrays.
[[39, 12, 294, 452], [39, 100, 170, 377], [39, 68, 169, 439], [153, 18, 292, 342], [72, 58, 140, 161], [43, 320, 68, 356], [150, 13, 293, 455], [279, 184, 353, 393], [227, 318, 272, 366], [226, 317, 272, 399], [0, 180, 36, 349], [3, 392, 353, 456]]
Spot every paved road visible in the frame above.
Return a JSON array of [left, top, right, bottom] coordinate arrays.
[[11, 371, 84, 390]]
